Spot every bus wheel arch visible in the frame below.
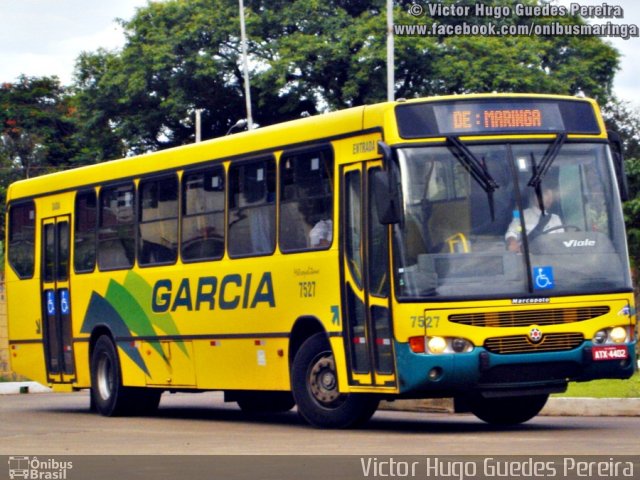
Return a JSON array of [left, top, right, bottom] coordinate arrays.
[[291, 332, 379, 428], [288, 316, 326, 367], [89, 333, 161, 417]]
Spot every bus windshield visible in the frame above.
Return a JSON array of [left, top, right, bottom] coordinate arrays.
[[393, 141, 632, 299]]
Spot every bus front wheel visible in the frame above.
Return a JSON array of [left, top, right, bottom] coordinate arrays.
[[291, 333, 379, 428], [467, 393, 549, 425], [90, 336, 161, 416]]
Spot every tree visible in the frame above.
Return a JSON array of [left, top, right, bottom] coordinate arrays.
[[0, 76, 78, 178], [72, 0, 319, 154], [72, 0, 619, 155], [603, 98, 640, 269], [0, 76, 83, 237]]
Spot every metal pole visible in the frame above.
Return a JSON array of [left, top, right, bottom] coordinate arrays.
[[386, 0, 394, 102], [239, 0, 254, 130], [195, 109, 203, 142]]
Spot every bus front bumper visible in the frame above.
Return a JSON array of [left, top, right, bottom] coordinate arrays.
[[395, 340, 637, 397]]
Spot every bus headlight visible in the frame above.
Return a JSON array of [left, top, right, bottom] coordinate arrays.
[[451, 338, 471, 353], [408, 336, 474, 354], [427, 336, 447, 354], [593, 326, 630, 345], [610, 326, 628, 343], [593, 330, 608, 344]]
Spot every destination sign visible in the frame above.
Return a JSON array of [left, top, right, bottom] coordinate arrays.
[[396, 98, 601, 138]]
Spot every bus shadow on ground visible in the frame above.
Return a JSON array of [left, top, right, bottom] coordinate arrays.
[[150, 401, 592, 435], [36, 391, 595, 434]]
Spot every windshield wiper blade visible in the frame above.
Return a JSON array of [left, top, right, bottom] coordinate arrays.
[[528, 132, 567, 188], [446, 136, 499, 219], [447, 136, 499, 192], [527, 132, 567, 214]]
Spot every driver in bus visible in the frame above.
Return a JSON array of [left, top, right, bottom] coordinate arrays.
[[505, 186, 564, 252]]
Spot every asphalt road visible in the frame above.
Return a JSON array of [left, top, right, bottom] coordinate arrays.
[[1, 391, 639, 456]]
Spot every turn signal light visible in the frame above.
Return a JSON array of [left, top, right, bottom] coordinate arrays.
[[409, 336, 426, 353]]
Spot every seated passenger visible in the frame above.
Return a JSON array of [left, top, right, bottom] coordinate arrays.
[[301, 198, 332, 248], [506, 187, 563, 252]]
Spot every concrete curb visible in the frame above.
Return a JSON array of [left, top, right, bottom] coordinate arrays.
[[0, 382, 52, 395], [1, 382, 639, 416]]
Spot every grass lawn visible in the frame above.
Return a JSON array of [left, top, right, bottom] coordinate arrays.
[[554, 371, 640, 398]]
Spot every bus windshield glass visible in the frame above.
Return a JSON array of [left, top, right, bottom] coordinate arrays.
[[393, 141, 632, 300]]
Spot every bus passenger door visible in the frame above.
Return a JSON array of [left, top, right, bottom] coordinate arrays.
[[341, 162, 397, 389], [41, 216, 76, 384]]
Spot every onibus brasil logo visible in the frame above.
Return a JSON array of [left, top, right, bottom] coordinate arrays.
[[8, 456, 73, 479]]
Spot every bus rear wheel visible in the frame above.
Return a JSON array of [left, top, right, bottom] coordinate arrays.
[[90, 336, 161, 416], [291, 333, 379, 429], [467, 393, 549, 425]]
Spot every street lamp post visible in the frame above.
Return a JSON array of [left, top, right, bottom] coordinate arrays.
[[387, 0, 394, 102], [239, 0, 254, 130], [195, 109, 203, 142]]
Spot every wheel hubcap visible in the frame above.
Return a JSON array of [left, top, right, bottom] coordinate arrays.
[[309, 354, 341, 406], [96, 354, 114, 401]]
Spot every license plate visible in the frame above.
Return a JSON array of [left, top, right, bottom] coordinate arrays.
[[592, 345, 628, 361]]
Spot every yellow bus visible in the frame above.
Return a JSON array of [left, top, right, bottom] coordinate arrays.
[[5, 93, 637, 427]]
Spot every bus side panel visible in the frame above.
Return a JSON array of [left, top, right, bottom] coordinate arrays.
[[70, 341, 90, 387], [143, 339, 196, 387], [6, 277, 47, 384], [193, 338, 290, 390]]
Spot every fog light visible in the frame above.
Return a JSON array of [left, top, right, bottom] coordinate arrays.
[[427, 336, 447, 354], [610, 327, 628, 344], [428, 367, 443, 381], [593, 330, 607, 344]]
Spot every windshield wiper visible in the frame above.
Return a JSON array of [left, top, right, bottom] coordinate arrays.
[[527, 132, 567, 213], [446, 136, 499, 219]]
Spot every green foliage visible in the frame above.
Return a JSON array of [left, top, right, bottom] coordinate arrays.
[[603, 99, 640, 269], [0, 76, 78, 177], [555, 371, 640, 398], [0, 76, 84, 233], [69, 0, 620, 154]]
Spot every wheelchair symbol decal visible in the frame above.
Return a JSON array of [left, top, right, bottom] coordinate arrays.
[[60, 289, 70, 315], [533, 266, 555, 291], [46, 291, 56, 315]]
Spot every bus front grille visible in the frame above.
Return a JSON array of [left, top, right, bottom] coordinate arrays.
[[484, 333, 584, 354], [450, 306, 609, 328]]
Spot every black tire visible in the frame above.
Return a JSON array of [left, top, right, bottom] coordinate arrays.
[[236, 391, 296, 413], [90, 336, 161, 416], [291, 333, 379, 428], [468, 393, 549, 426]]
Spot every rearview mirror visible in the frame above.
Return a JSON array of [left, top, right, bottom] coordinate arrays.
[[374, 141, 403, 225], [608, 130, 629, 201]]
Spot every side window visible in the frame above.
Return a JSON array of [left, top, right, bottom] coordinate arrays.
[[228, 158, 276, 257], [280, 148, 334, 252], [344, 170, 363, 288], [139, 175, 179, 266], [8, 201, 35, 278], [98, 183, 135, 270], [182, 167, 225, 262], [368, 167, 389, 297], [74, 190, 97, 273]]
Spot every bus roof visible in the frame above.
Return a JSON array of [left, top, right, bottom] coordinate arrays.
[[6, 93, 601, 203]]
